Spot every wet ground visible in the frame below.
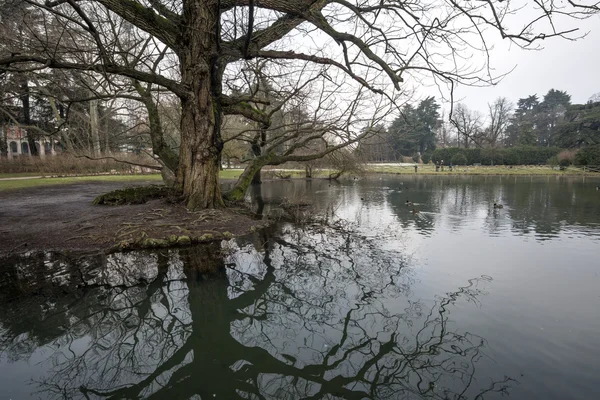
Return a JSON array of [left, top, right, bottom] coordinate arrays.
[[0, 180, 265, 256]]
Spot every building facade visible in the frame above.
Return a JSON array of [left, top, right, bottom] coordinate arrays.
[[3, 123, 59, 158]]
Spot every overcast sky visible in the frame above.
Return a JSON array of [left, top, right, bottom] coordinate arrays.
[[454, 14, 600, 113]]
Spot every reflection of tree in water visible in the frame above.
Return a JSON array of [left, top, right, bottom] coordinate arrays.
[[0, 225, 513, 399], [381, 175, 600, 240]]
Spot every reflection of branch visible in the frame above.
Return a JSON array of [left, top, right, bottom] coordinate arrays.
[[2, 227, 514, 399]]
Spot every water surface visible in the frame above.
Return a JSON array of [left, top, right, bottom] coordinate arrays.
[[1, 175, 599, 399]]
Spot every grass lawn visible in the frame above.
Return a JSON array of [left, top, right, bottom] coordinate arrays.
[[2, 165, 595, 192], [0, 174, 163, 191], [365, 164, 593, 175], [0, 170, 248, 191]]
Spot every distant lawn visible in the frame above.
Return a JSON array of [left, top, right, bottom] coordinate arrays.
[[0, 174, 164, 191], [0, 170, 247, 191], [2, 165, 594, 192], [219, 169, 244, 179], [365, 164, 594, 175]]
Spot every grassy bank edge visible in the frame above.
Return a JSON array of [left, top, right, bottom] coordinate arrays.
[[2, 165, 598, 191]]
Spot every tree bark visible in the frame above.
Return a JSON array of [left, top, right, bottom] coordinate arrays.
[[0, 127, 7, 158], [224, 157, 270, 201], [90, 98, 101, 156], [177, 0, 224, 209], [305, 165, 312, 178], [133, 80, 179, 175]]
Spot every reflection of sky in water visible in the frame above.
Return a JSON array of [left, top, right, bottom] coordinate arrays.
[[255, 175, 600, 399]]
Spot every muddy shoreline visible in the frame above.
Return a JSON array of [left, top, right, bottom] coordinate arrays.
[[0, 180, 269, 257]]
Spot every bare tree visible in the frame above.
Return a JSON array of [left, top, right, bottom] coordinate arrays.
[[452, 103, 484, 148], [1, 0, 598, 208], [486, 97, 513, 147]]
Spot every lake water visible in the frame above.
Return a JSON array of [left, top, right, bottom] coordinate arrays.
[[1, 175, 599, 399]]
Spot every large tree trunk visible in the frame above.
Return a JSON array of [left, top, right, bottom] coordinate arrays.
[[177, 0, 224, 210]]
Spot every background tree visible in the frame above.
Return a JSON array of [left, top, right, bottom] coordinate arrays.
[[356, 124, 396, 162], [506, 95, 540, 146], [389, 96, 440, 158], [554, 101, 600, 148], [451, 103, 483, 148], [539, 89, 571, 146], [485, 97, 513, 148]]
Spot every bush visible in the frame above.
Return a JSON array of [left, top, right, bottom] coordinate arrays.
[[431, 148, 461, 164], [557, 149, 576, 167], [412, 153, 420, 163], [421, 152, 432, 164], [574, 144, 600, 166], [480, 148, 502, 165], [432, 146, 562, 166], [466, 148, 482, 165], [502, 148, 521, 165], [547, 156, 559, 166], [451, 152, 468, 165]]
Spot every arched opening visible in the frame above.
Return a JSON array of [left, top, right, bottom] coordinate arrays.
[[21, 142, 29, 154], [44, 142, 52, 154], [10, 141, 18, 154], [35, 142, 41, 154]]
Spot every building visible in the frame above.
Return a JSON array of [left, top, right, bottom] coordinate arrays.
[[2, 122, 59, 158]]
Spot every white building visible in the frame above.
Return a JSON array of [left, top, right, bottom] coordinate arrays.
[[3, 123, 59, 158]]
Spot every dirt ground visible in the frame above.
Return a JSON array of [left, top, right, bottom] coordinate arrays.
[[0, 180, 268, 256]]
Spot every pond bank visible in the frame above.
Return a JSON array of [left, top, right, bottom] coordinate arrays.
[[0, 180, 269, 257]]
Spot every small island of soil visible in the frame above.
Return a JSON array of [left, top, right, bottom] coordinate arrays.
[[0, 180, 269, 257]]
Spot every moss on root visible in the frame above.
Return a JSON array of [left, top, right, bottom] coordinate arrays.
[[114, 232, 233, 251], [93, 185, 179, 205]]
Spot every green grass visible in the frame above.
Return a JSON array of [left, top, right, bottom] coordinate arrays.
[[219, 169, 244, 179], [365, 164, 594, 175], [3, 165, 593, 192], [0, 174, 163, 191], [0, 170, 247, 191]]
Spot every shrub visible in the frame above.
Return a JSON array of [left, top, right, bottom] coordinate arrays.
[[502, 148, 521, 165], [451, 152, 468, 165], [574, 144, 600, 166], [480, 148, 502, 165], [547, 156, 559, 166], [412, 153, 420, 163], [466, 148, 482, 165], [557, 149, 576, 166], [421, 152, 432, 164], [432, 146, 562, 166]]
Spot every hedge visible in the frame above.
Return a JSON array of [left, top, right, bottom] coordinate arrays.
[[574, 144, 600, 166], [431, 146, 561, 166], [421, 152, 432, 164]]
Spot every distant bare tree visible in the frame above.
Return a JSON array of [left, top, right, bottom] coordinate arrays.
[[452, 103, 484, 148], [486, 97, 513, 147]]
